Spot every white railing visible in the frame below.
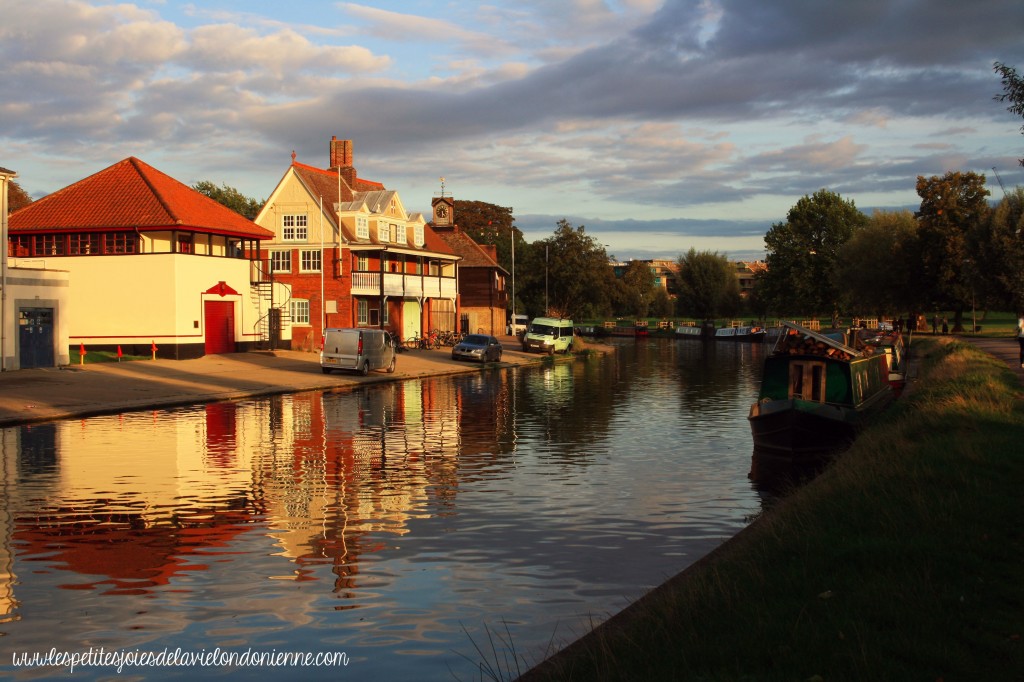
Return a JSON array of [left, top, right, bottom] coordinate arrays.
[[350, 272, 456, 299]]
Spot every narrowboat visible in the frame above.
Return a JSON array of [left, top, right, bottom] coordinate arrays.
[[714, 323, 767, 342], [847, 327, 907, 396], [748, 322, 894, 460]]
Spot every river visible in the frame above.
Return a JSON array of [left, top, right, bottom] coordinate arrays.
[[0, 338, 770, 680]]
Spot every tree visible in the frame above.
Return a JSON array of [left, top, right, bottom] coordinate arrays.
[[618, 260, 656, 318], [675, 249, 739, 321], [7, 180, 32, 213], [994, 61, 1024, 166], [833, 210, 919, 319], [192, 181, 265, 220], [759, 189, 867, 320], [450, 200, 528, 313], [915, 171, 990, 331], [972, 187, 1024, 314], [524, 219, 615, 320]]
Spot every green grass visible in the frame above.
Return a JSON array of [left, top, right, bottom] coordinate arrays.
[[70, 349, 151, 364], [517, 336, 1024, 681]]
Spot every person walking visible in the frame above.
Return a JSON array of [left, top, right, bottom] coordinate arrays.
[[1017, 315, 1024, 368]]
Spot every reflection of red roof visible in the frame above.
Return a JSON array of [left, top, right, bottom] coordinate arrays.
[[13, 508, 254, 594], [9, 157, 274, 240]]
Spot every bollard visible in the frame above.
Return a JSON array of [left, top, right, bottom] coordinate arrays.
[[79, 343, 86, 365], [117, 345, 122, 362], [151, 340, 158, 360]]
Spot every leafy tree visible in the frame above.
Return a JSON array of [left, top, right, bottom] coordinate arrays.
[[759, 189, 867, 321], [523, 219, 615, 320], [650, 288, 675, 319], [915, 171, 990, 331], [994, 61, 1024, 166], [833, 210, 919, 319], [972, 186, 1024, 314], [617, 260, 656, 318], [193, 181, 265, 220], [675, 249, 739, 321], [7, 179, 32, 213]]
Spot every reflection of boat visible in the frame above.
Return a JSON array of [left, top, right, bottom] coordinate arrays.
[[847, 327, 907, 396], [748, 322, 894, 461], [634, 320, 649, 337]]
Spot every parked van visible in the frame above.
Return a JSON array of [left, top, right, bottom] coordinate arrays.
[[522, 317, 574, 354], [508, 313, 529, 337], [320, 328, 397, 375]]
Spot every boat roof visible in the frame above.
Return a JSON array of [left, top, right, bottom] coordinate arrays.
[[773, 321, 861, 357]]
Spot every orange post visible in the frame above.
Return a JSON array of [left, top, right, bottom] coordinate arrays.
[[117, 345, 123, 362], [151, 340, 158, 360], [79, 343, 86, 365]]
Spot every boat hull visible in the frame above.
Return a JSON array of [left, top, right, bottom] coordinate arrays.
[[749, 398, 861, 461]]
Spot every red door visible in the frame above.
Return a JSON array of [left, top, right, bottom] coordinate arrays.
[[204, 301, 236, 354]]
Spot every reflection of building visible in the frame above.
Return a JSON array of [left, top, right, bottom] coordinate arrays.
[[8, 158, 278, 359], [254, 137, 460, 351]]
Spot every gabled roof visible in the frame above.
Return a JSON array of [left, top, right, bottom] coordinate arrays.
[[290, 161, 384, 206], [433, 228, 507, 272], [9, 157, 273, 240]]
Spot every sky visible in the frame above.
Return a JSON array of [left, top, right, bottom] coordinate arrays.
[[3, 0, 1024, 262]]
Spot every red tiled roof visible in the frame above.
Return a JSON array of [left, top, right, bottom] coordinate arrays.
[[10, 157, 274, 240], [291, 161, 384, 205], [433, 228, 506, 270]]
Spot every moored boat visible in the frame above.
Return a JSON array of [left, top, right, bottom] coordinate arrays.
[[714, 323, 767, 342], [847, 327, 907, 396], [675, 324, 704, 339], [748, 322, 894, 461]]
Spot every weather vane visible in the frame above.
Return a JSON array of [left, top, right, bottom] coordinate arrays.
[[439, 176, 447, 198]]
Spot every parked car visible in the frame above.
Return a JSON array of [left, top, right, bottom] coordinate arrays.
[[452, 334, 503, 363], [320, 328, 397, 375]]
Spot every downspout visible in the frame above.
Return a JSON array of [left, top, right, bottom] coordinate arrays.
[[379, 247, 386, 329], [0, 172, 9, 372]]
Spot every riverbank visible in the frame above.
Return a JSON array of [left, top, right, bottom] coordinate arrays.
[[514, 335, 1024, 681], [0, 334, 591, 428]]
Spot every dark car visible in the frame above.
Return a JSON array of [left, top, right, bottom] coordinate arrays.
[[451, 334, 503, 363]]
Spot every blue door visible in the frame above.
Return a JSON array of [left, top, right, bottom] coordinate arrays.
[[19, 307, 55, 368]]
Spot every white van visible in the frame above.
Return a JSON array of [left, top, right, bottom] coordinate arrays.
[[522, 317, 574, 354], [508, 313, 529, 337], [320, 328, 397, 376]]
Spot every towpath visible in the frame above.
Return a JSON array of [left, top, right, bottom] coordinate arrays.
[[0, 334, 549, 428]]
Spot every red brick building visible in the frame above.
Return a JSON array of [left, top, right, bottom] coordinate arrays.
[[255, 138, 460, 351]]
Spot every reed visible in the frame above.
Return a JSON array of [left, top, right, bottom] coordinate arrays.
[[517, 336, 1024, 681]]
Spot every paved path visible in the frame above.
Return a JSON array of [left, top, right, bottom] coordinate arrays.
[[946, 334, 1024, 383], [0, 335, 552, 428]]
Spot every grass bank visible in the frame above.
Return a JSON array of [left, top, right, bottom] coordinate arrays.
[[516, 337, 1024, 681]]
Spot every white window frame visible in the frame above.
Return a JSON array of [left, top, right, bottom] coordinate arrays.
[[271, 250, 292, 273], [356, 216, 369, 239], [377, 221, 388, 242], [357, 255, 369, 271], [282, 214, 308, 241], [357, 299, 368, 325], [300, 249, 322, 273], [291, 299, 310, 325], [413, 225, 424, 247]]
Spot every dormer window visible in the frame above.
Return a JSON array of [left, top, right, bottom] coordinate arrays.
[[356, 216, 369, 239], [377, 221, 388, 242], [413, 225, 424, 247]]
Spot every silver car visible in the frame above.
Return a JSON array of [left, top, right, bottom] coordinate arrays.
[[451, 334, 503, 363]]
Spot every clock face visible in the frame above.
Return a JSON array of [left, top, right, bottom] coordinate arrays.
[[436, 204, 449, 219]]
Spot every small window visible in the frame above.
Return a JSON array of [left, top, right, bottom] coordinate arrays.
[[357, 299, 368, 325], [291, 299, 310, 325], [378, 221, 388, 242], [413, 225, 424, 247], [271, 251, 292, 273], [300, 249, 321, 272], [357, 255, 369, 271], [356, 216, 369, 239]]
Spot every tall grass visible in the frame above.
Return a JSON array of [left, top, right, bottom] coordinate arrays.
[[517, 337, 1024, 681]]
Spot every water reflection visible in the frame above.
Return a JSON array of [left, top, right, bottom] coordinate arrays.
[[1, 339, 767, 680]]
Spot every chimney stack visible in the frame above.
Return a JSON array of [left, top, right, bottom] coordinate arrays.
[[330, 136, 353, 170]]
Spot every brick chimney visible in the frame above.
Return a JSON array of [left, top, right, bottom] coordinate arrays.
[[329, 136, 353, 170]]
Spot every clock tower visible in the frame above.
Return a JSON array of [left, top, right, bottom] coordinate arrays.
[[431, 177, 454, 228]]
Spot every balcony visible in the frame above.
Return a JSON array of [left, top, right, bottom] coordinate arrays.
[[351, 272, 456, 299]]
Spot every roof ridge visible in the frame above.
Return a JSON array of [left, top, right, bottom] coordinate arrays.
[[129, 157, 178, 224]]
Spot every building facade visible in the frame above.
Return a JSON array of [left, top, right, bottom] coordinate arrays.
[[8, 157, 280, 360], [255, 137, 460, 351]]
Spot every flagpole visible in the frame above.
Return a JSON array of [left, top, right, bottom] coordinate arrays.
[[320, 195, 325, 338]]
